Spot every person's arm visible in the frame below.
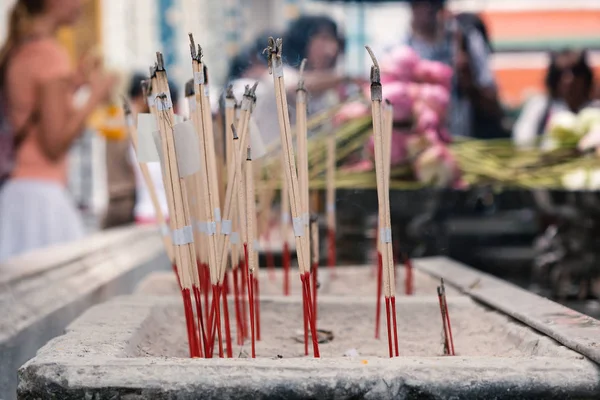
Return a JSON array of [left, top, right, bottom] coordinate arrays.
[[459, 30, 503, 118], [283, 66, 365, 98], [37, 74, 112, 162]]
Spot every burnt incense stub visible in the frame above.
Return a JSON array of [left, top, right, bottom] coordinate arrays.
[[18, 294, 600, 399]]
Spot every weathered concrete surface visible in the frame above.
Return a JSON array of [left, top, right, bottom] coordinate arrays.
[[416, 256, 600, 367], [0, 225, 169, 400], [18, 295, 600, 399]]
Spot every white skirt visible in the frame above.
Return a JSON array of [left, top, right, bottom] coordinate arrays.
[[0, 179, 85, 263]]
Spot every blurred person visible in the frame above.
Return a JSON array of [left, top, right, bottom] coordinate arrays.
[[0, 0, 116, 262], [101, 73, 146, 229], [406, 0, 503, 138], [131, 78, 180, 224], [227, 17, 360, 148], [513, 49, 595, 148]]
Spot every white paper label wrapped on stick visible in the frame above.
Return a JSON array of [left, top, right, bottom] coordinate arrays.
[[221, 220, 232, 235], [172, 225, 194, 245], [173, 121, 201, 177], [155, 93, 173, 111], [231, 232, 240, 244], [194, 71, 205, 85], [174, 115, 185, 124], [380, 228, 392, 244], [292, 217, 304, 237]]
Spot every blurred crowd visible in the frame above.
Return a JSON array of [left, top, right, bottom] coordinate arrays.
[[0, 0, 598, 263]]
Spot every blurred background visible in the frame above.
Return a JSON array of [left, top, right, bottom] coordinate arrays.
[[2, 0, 598, 229], [1, 0, 600, 314]]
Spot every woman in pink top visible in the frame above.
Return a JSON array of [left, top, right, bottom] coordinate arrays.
[[0, 0, 116, 262]]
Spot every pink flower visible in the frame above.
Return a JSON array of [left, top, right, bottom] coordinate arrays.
[[419, 84, 450, 117], [333, 101, 370, 126], [380, 46, 420, 82], [414, 60, 453, 89], [382, 82, 414, 122]]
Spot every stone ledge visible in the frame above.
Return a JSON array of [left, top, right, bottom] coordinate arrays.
[[0, 226, 168, 400], [415, 256, 600, 365], [18, 294, 600, 399]]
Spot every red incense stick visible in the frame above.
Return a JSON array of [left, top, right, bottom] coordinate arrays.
[[312, 261, 318, 329], [391, 296, 399, 356], [222, 271, 233, 357], [385, 296, 392, 358], [303, 272, 320, 357], [441, 279, 455, 356], [302, 275, 309, 355], [232, 266, 243, 345], [240, 257, 248, 339], [437, 286, 450, 355], [210, 285, 224, 358], [182, 288, 200, 358], [192, 286, 207, 357]]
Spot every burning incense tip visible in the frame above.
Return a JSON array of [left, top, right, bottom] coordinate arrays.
[[188, 33, 197, 57], [231, 124, 239, 140], [247, 146, 252, 161]]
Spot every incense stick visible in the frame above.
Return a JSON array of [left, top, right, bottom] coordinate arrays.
[[382, 99, 399, 356], [266, 37, 319, 358], [153, 55, 200, 358], [441, 279, 455, 355], [245, 146, 257, 358], [281, 164, 291, 296], [366, 46, 397, 358], [437, 286, 451, 355], [296, 58, 313, 354], [189, 37, 223, 357]]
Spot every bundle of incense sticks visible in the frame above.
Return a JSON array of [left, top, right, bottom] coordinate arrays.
[[366, 46, 399, 358], [151, 54, 201, 357], [266, 37, 320, 357], [375, 99, 393, 339], [122, 98, 174, 269], [224, 87, 245, 347], [295, 58, 314, 354], [437, 279, 455, 356]]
